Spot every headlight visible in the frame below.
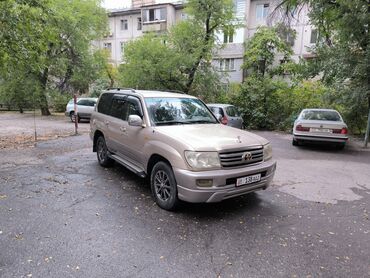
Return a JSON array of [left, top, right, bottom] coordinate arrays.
[[184, 151, 221, 170], [263, 143, 273, 161]]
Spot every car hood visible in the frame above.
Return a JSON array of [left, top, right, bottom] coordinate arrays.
[[154, 124, 269, 151]]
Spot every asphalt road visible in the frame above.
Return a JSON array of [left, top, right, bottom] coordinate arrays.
[[0, 132, 369, 277]]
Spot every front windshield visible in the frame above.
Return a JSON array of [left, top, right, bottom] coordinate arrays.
[[300, 110, 341, 121], [145, 97, 218, 126]]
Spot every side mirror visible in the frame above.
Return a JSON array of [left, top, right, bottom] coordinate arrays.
[[128, 115, 143, 127]]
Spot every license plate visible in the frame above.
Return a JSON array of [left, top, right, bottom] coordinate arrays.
[[310, 128, 332, 133], [236, 173, 261, 187]]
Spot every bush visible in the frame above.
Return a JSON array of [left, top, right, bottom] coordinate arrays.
[[49, 92, 70, 113], [234, 77, 332, 131]]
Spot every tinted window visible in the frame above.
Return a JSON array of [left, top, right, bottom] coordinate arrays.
[[97, 93, 114, 115], [127, 96, 143, 117], [210, 107, 224, 117], [110, 96, 127, 120], [77, 99, 89, 106], [225, 106, 239, 117], [86, 100, 96, 107], [300, 110, 341, 121]]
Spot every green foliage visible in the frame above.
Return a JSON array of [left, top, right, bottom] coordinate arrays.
[[0, 0, 108, 115], [243, 26, 297, 77], [49, 91, 70, 113], [235, 77, 331, 130], [118, 0, 237, 96], [280, 0, 370, 137], [118, 34, 186, 91]]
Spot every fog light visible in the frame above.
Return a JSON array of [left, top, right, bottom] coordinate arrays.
[[196, 179, 213, 187]]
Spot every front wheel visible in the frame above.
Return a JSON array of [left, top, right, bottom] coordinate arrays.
[[96, 136, 114, 167], [150, 161, 179, 211]]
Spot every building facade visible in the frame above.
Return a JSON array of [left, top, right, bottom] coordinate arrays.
[[96, 0, 317, 84]]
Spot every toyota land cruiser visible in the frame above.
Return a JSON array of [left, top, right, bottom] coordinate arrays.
[[90, 89, 276, 210]]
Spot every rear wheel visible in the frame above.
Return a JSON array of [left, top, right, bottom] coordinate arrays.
[[70, 111, 81, 123], [150, 161, 179, 211], [336, 142, 346, 150], [96, 136, 114, 167], [292, 138, 299, 146]]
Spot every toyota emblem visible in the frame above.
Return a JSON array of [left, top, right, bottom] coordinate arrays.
[[243, 152, 252, 161]]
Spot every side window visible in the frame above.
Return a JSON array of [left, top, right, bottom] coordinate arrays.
[[211, 107, 224, 117], [77, 99, 88, 106], [97, 93, 114, 115], [110, 96, 127, 120], [87, 100, 96, 107], [126, 96, 143, 118]]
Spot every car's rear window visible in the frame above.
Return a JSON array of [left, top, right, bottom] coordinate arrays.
[[300, 110, 341, 121], [225, 106, 239, 117]]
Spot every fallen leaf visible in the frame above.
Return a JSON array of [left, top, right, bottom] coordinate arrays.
[[328, 232, 335, 235], [160, 256, 164, 259], [0, 194, 7, 199]]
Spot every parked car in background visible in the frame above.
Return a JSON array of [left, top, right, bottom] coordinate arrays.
[[90, 89, 276, 210], [293, 109, 348, 149], [65, 98, 97, 122], [207, 104, 244, 129]]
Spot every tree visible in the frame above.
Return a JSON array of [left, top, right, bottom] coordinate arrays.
[[118, 34, 186, 91], [277, 0, 370, 145], [239, 26, 299, 128], [0, 0, 108, 115], [243, 26, 297, 77], [118, 0, 237, 97]]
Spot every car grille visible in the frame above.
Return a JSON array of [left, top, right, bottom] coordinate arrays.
[[219, 147, 263, 168]]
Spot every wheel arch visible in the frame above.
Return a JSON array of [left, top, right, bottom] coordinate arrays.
[[147, 154, 172, 176], [93, 130, 105, 152]]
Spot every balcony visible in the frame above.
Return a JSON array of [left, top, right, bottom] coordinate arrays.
[[142, 21, 167, 32]]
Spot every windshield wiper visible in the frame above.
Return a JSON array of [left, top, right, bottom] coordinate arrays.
[[155, 121, 192, 126], [188, 120, 216, 124]]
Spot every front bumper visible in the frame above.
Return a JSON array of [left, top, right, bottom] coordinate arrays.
[[173, 160, 276, 203]]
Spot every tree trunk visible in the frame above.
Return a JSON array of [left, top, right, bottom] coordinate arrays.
[[39, 67, 51, 116]]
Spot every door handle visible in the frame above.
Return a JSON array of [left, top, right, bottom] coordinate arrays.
[[120, 126, 127, 132], [104, 120, 109, 126]]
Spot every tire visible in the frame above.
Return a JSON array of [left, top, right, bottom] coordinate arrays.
[[96, 136, 114, 167], [337, 143, 346, 150], [292, 138, 299, 146], [70, 111, 75, 122], [150, 161, 179, 211]]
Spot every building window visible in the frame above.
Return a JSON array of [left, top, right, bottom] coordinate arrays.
[[219, 58, 235, 71], [137, 17, 142, 30], [103, 43, 112, 53], [121, 19, 128, 30], [181, 13, 187, 20], [120, 42, 125, 55], [143, 7, 166, 23], [256, 4, 269, 20], [286, 33, 295, 46], [223, 29, 234, 43], [310, 29, 318, 44]]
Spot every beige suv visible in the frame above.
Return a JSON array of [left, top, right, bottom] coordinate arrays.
[[90, 89, 276, 210]]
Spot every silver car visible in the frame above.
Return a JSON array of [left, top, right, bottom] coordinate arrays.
[[293, 109, 348, 149], [65, 98, 97, 122], [207, 104, 244, 129], [90, 89, 276, 210]]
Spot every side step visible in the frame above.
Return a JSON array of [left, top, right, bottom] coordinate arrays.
[[109, 154, 146, 178]]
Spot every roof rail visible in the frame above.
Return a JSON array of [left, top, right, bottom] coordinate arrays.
[[106, 87, 136, 93], [166, 89, 186, 94]]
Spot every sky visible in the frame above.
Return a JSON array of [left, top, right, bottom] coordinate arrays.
[[102, 0, 130, 9]]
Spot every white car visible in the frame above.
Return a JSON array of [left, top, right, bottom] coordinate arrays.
[[65, 98, 97, 122], [293, 109, 348, 149]]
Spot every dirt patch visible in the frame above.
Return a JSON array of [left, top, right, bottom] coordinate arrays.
[[0, 111, 90, 149]]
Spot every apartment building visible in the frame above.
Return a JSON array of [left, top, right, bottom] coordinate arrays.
[[97, 0, 317, 83]]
